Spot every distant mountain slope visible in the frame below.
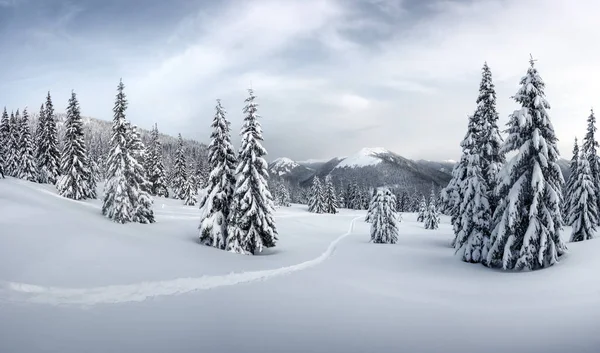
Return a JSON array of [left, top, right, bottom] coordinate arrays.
[[276, 148, 451, 195], [268, 157, 314, 184]]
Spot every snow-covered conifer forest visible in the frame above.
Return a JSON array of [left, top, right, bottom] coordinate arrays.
[[2, 58, 600, 353]]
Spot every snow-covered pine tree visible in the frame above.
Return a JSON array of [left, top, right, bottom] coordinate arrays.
[[277, 182, 291, 207], [569, 153, 598, 242], [486, 58, 566, 271], [308, 176, 325, 213], [417, 195, 427, 222], [0, 108, 9, 177], [6, 111, 21, 177], [0, 143, 3, 177], [36, 92, 61, 184], [199, 100, 238, 249], [227, 89, 278, 255], [453, 117, 491, 263], [102, 81, 135, 222], [128, 123, 154, 223], [365, 190, 377, 223], [171, 133, 187, 199], [370, 188, 399, 244], [17, 108, 38, 182], [564, 138, 579, 224], [581, 108, 600, 224], [337, 182, 345, 208], [323, 175, 338, 214], [57, 92, 93, 200], [146, 124, 169, 197], [443, 115, 475, 244], [424, 190, 440, 230], [34, 104, 45, 163], [474, 62, 504, 215], [87, 154, 98, 198], [182, 170, 197, 206]]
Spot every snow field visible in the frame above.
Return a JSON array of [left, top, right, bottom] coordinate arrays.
[[2, 178, 600, 353]]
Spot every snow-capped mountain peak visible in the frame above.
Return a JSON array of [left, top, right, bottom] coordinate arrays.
[[269, 157, 301, 176], [335, 147, 390, 169]]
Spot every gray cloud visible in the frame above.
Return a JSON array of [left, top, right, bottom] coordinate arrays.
[[0, 0, 598, 162]]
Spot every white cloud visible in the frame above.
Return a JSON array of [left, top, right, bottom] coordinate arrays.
[[5, 0, 600, 162]]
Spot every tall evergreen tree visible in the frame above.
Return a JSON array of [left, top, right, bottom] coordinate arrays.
[[417, 195, 427, 222], [86, 154, 98, 198], [365, 190, 377, 222], [581, 108, 600, 224], [146, 124, 169, 197], [424, 190, 440, 230], [57, 92, 93, 200], [182, 171, 197, 206], [453, 122, 491, 263], [323, 175, 338, 214], [36, 92, 60, 184], [128, 123, 154, 223], [0, 108, 10, 177], [171, 133, 187, 199], [370, 188, 399, 244], [486, 58, 566, 271], [564, 138, 579, 224], [569, 154, 598, 242], [227, 89, 278, 255], [199, 100, 238, 249], [18, 108, 38, 182], [475, 62, 504, 215], [102, 81, 136, 223], [308, 176, 325, 213], [6, 111, 20, 177], [276, 182, 291, 207], [34, 104, 45, 162]]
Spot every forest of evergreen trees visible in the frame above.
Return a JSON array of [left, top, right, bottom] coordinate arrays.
[[1, 56, 596, 269]]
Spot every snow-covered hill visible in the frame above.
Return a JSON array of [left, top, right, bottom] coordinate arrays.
[[334, 147, 389, 169], [1, 177, 600, 353], [269, 157, 303, 176], [268, 157, 314, 183]]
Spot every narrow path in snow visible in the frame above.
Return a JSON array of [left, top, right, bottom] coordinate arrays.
[[0, 216, 362, 306]]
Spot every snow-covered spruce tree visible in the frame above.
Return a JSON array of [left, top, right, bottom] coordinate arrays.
[[199, 99, 238, 249], [6, 111, 21, 177], [564, 138, 579, 224], [370, 188, 399, 244], [17, 108, 39, 182], [475, 62, 504, 215], [424, 190, 440, 230], [365, 190, 377, 222], [171, 133, 187, 199], [182, 170, 197, 206], [453, 119, 491, 263], [308, 176, 325, 213], [277, 182, 291, 207], [581, 108, 600, 222], [323, 175, 338, 214], [86, 154, 98, 198], [102, 81, 135, 223], [146, 124, 169, 197], [486, 58, 567, 271], [57, 92, 93, 200], [417, 195, 427, 222], [568, 153, 598, 242], [128, 123, 154, 223], [34, 104, 45, 162], [36, 92, 61, 184], [0, 108, 10, 177], [444, 115, 477, 245], [227, 89, 278, 255]]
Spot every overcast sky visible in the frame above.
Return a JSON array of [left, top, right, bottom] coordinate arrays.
[[0, 0, 598, 162]]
